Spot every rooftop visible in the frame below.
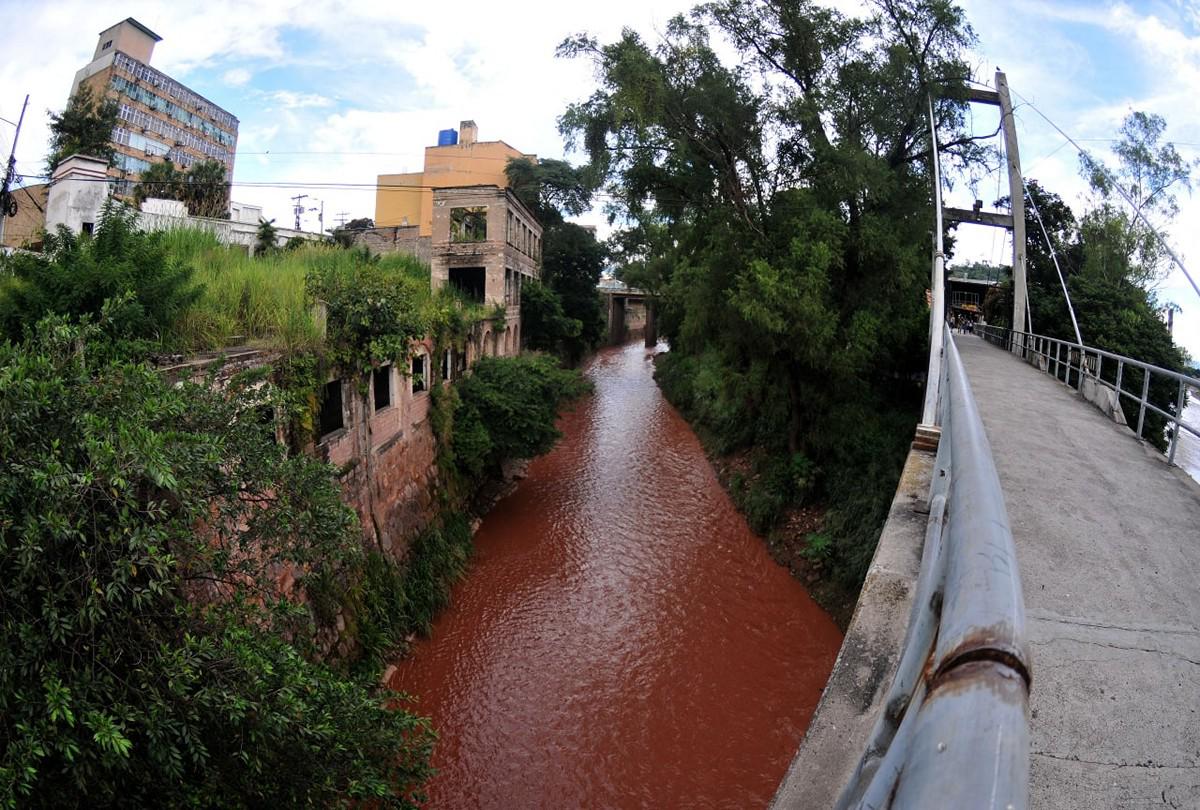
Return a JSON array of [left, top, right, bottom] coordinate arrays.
[[107, 17, 162, 42]]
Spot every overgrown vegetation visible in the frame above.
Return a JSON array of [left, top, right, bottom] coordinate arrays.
[[0, 199, 587, 804], [0, 318, 433, 808], [448, 355, 591, 485], [0, 204, 200, 353], [557, 0, 980, 588]]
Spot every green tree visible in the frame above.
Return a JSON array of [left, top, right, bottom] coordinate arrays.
[[520, 278, 582, 355], [132, 159, 184, 208], [1080, 111, 1192, 287], [182, 159, 231, 219], [557, 0, 988, 583], [505, 157, 605, 360], [255, 218, 279, 255], [133, 159, 229, 219], [0, 318, 434, 808], [45, 84, 118, 176], [450, 354, 590, 482], [505, 157, 594, 221]]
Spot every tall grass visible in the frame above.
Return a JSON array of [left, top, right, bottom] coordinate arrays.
[[160, 229, 433, 353]]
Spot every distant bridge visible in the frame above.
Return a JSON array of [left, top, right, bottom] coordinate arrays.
[[597, 277, 656, 346]]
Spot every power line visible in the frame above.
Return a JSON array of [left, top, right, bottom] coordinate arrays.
[[11, 173, 642, 203], [1009, 87, 1200, 305]]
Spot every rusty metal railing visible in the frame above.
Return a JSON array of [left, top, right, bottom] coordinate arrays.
[[978, 325, 1198, 466], [834, 333, 1032, 809]]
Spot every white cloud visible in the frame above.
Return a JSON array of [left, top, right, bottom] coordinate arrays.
[[951, 0, 1200, 357], [223, 68, 252, 86], [264, 90, 333, 109], [4, 0, 1199, 354]]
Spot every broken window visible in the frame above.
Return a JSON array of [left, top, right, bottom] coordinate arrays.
[[318, 379, 344, 438], [448, 266, 485, 303], [372, 365, 391, 411], [450, 206, 488, 242], [411, 354, 426, 394]]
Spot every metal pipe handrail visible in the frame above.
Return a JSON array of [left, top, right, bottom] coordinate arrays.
[[978, 325, 1198, 464], [835, 332, 1031, 809]]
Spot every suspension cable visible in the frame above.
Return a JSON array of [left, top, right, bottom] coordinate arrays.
[[1010, 88, 1200, 304], [1022, 176, 1083, 345]]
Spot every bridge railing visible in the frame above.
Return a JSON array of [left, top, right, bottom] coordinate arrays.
[[978, 325, 1198, 466], [834, 332, 1031, 809]]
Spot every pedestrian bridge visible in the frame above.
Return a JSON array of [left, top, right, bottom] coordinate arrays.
[[774, 332, 1200, 809]]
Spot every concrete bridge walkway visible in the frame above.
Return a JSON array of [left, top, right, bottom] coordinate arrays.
[[956, 334, 1200, 808]]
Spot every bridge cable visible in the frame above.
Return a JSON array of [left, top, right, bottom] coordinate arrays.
[[1022, 175, 1083, 345], [1009, 88, 1200, 305]]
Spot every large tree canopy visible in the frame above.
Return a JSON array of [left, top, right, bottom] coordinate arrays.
[[45, 85, 117, 176], [507, 157, 606, 361], [133, 159, 231, 220], [557, 0, 989, 581]]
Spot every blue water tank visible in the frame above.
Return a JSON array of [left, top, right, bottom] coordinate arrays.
[[437, 128, 459, 146]]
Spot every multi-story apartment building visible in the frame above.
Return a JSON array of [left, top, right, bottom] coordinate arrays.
[[70, 18, 238, 195]]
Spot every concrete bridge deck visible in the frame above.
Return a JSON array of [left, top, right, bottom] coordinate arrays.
[[957, 334, 1200, 808]]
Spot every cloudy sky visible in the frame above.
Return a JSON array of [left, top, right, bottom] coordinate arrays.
[[2, 0, 1198, 357]]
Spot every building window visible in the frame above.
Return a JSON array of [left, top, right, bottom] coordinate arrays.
[[448, 266, 485, 303], [450, 206, 488, 242], [442, 349, 453, 382], [372, 365, 391, 411], [102, 40, 113, 51], [318, 379, 344, 438], [81, 222, 94, 236], [411, 354, 426, 394]]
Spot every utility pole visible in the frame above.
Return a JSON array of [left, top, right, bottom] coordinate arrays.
[[942, 72, 1029, 355], [334, 211, 349, 229], [290, 193, 308, 230], [917, 94, 946, 445], [996, 70, 1028, 353], [0, 95, 30, 248]]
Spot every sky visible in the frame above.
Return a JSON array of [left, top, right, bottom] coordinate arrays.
[[1, 0, 1199, 358]]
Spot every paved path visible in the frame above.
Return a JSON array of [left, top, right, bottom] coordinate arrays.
[[957, 334, 1200, 809]]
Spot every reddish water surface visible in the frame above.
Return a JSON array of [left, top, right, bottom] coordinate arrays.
[[389, 342, 843, 808]]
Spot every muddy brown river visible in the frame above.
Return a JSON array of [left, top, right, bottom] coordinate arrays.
[[389, 341, 842, 808]]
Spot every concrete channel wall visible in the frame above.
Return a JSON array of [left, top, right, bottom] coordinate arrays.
[[771, 446, 934, 808]]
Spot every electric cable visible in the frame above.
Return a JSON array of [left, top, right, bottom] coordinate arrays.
[[1022, 175, 1082, 345], [1008, 87, 1200, 304]]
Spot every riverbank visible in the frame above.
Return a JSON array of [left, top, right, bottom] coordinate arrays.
[[650, 348, 914, 632], [707, 449, 858, 630]]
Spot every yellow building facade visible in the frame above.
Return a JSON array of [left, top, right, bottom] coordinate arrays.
[[375, 120, 533, 236]]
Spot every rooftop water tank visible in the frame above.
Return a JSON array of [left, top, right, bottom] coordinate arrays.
[[437, 128, 458, 146]]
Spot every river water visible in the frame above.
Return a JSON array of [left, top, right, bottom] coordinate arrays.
[[389, 342, 843, 808]]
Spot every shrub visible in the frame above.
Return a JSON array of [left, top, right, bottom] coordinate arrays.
[[450, 354, 590, 483], [0, 201, 199, 347]]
